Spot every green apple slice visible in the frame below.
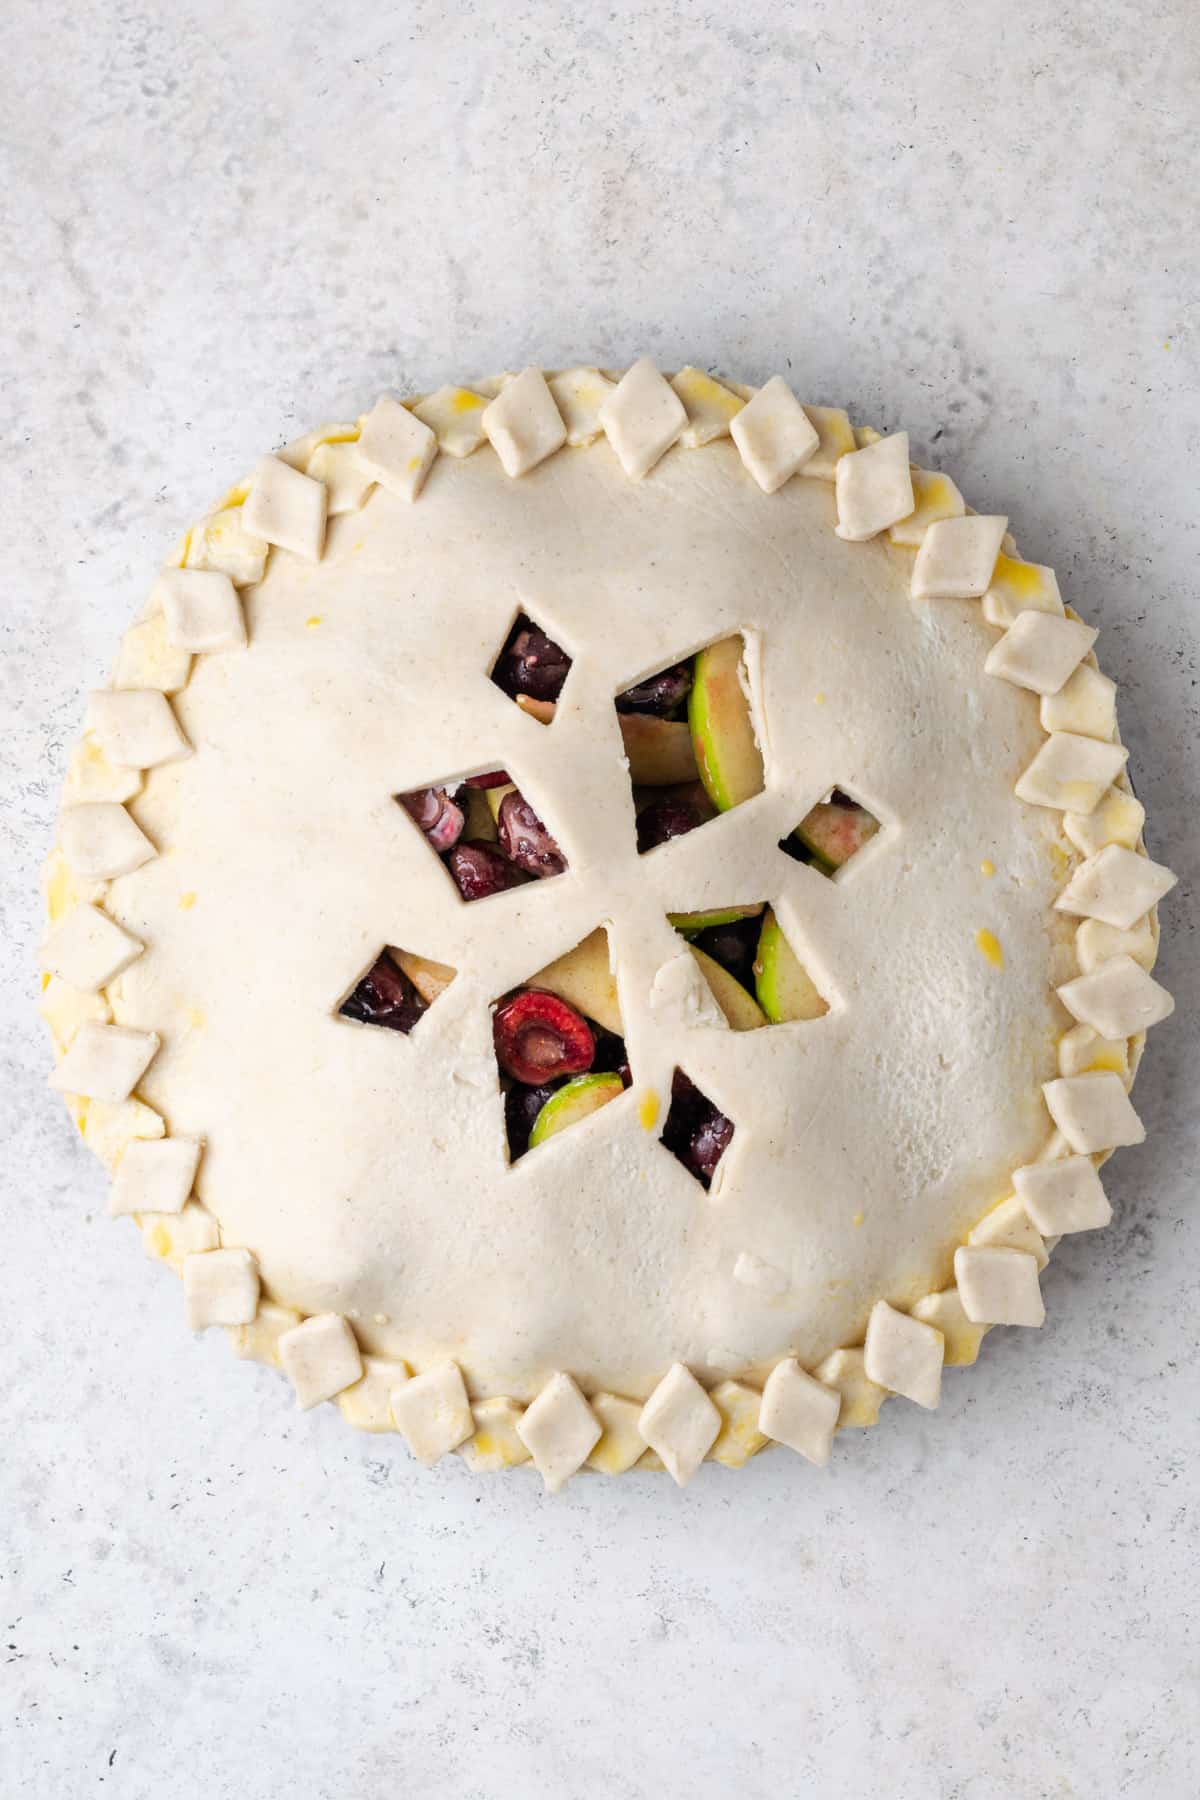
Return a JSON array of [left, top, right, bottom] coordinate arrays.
[[688, 636, 764, 812], [667, 902, 764, 935], [484, 782, 518, 823], [530, 927, 623, 1037], [529, 1072, 624, 1147], [689, 945, 766, 1030], [754, 908, 829, 1022], [793, 799, 879, 870]]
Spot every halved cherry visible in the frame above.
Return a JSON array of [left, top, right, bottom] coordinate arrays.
[[447, 840, 524, 901], [493, 990, 595, 1084], [497, 790, 565, 878]]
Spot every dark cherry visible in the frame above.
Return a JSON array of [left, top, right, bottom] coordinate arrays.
[[615, 661, 693, 718], [504, 1081, 558, 1160], [463, 770, 512, 789], [661, 1069, 734, 1189], [340, 953, 426, 1034], [636, 798, 702, 854], [447, 840, 525, 902], [492, 616, 572, 703], [497, 790, 566, 879], [590, 1028, 632, 1086], [398, 786, 465, 854], [689, 916, 761, 989], [493, 990, 595, 1085]]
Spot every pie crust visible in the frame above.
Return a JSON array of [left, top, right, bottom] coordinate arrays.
[[41, 362, 1177, 1487]]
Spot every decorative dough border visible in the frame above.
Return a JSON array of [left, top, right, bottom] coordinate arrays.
[[39, 361, 1177, 1489]]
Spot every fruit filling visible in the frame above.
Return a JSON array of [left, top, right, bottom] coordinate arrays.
[[668, 903, 829, 1026], [619, 634, 764, 853], [494, 988, 629, 1162], [340, 951, 428, 1035], [398, 773, 567, 901], [660, 1069, 735, 1188], [492, 614, 572, 704], [781, 790, 881, 875]]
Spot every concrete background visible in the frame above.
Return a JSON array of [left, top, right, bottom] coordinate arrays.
[[1, 3, 1197, 1795]]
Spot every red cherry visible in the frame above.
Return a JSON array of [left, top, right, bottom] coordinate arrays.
[[493, 990, 595, 1084], [463, 770, 512, 789]]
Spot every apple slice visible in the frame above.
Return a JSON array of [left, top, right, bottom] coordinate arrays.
[[530, 927, 623, 1037], [688, 636, 764, 812], [793, 798, 879, 870], [689, 945, 766, 1030], [390, 948, 458, 1005], [753, 909, 828, 1022], [529, 1072, 624, 1148], [667, 902, 764, 935], [519, 696, 697, 785], [514, 695, 556, 726], [484, 782, 518, 823]]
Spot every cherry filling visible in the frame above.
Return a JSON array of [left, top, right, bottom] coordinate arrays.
[[504, 1081, 559, 1159], [688, 915, 761, 990], [340, 952, 427, 1035], [636, 797, 702, 854], [399, 785, 465, 854], [447, 840, 525, 902], [660, 1069, 734, 1188], [493, 990, 595, 1085], [616, 660, 693, 718], [492, 615, 572, 703], [497, 790, 566, 878]]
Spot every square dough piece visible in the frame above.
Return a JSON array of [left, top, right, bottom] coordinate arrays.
[[152, 568, 246, 652], [278, 1313, 363, 1410], [87, 690, 191, 772], [813, 1347, 889, 1426], [242, 454, 328, 561], [1014, 733, 1128, 814], [599, 358, 687, 480], [113, 613, 193, 694], [911, 514, 1009, 600], [758, 1358, 841, 1465], [355, 395, 439, 501], [1055, 845, 1177, 930], [835, 433, 914, 540], [49, 1021, 159, 1104], [707, 1380, 769, 1467], [639, 1363, 721, 1486], [1041, 663, 1118, 739], [517, 1371, 602, 1492], [670, 366, 744, 448], [1058, 955, 1174, 1038], [863, 1300, 943, 1409], [456, 1396, 532, 1471], [390, 1362, 474, 1464], [549, 366, 618, 447], [982, 555, 1064, 627], [482, 367, 567, 477], [1013, 1157, 1113, 1235], [337, 1355, 411, 1433], [1075, 914, 1157, 974], [953, 1246, 1045, 1328], [800, 405, 857, 480], [729, 375, 819, 492], [984, 613, 1097, 695], [183, 1248, 260, 1330], [585, 1392, 648, 1474], [1042, 1073, 1146, 1153], [306, 440, 376, 513], [910, 1288, 988, 1366], [888, 467, 965, 546], [39, 903, 142, 993], [110, 1135, 201, 1217], [410, 385, 490, 458], [1064, 786, 1145, 858]]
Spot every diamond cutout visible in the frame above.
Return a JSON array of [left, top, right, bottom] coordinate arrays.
[[489, 610, 573, 722], [660, 1067, 736, 1190], [492, 926, 630, 1163], [666, 903, 829, 1026], [779, 788, 882, 878], [396, 769, 568, 901], [617, 632, 765, 854], [338, 947, 457, 1036]]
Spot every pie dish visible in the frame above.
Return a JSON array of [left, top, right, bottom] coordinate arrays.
[[40, 360, 1177, 1489]]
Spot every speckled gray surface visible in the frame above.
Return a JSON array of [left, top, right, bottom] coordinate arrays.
[[2, 3, 1198, 1796]]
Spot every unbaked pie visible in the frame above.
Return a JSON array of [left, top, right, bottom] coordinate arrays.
[[41, 361, 1177, 1488]]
